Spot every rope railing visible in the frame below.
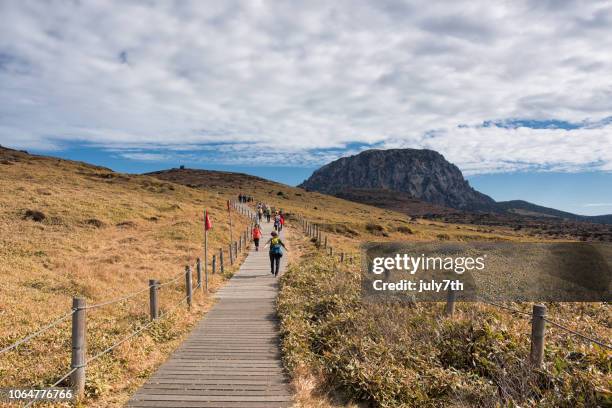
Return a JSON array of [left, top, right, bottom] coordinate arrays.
[[157, 272, 185, 288], [3, 201, 256, 403], [0, 309, 75, 356], [20, 292, 194, 408], [476, 299, 611, 349], [22, 367, 80, 408], [543, 316, 611, 350], [83, 286, 151, 310], [478, 299, 533, 317], [84, 294, 190, 367], [296, 210, 611, 370]]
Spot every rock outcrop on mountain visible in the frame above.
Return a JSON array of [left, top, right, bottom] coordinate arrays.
[[299, 149, 496, 211]]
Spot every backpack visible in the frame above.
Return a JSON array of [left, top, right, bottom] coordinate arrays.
[[270, 237, 283, 255]]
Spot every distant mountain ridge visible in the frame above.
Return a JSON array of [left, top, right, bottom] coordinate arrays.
[[299, 148, 612, 225], [497, 200, 612, 224]]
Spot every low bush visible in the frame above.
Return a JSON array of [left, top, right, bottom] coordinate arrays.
[[278, 252, 611, 407], [396, 225, 413, 234], [23, 209, 46, 222]]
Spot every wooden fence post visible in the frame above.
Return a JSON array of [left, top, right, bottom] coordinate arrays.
[[149, 279, 159, 320], [219, 249, 224, 273], [530, 304, 547, 368], [340, 252, 345, 263], [204, 258, 209, 292], [212, 254, 217, 275], [324, 236, 328, 248], [329, 247, 333, 256], [234, 241, 238, 259], [445, 288, 456, 316], [229, 243, 234, 265], [196, 258, 203, 291], [71, 297, 86, 401], [185, 266, 193, 308]]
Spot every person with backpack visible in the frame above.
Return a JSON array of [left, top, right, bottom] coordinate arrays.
[[273, 212, 281, 231], [258, 207, 263, 222], [265, 231, 287, 277], [252, 223, 262, 251]]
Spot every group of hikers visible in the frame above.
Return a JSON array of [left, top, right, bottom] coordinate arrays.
[[254, 202, 285, 231], [237, 193, 254, 203], [250, 202, 288, 277]]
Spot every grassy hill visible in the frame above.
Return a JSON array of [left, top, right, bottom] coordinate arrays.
[[148, 168, 527, 245], [149, 168, 611, 407], [0, 147, 253, 407], [1, 149, 609, 407], [0, 150, 523, 407]]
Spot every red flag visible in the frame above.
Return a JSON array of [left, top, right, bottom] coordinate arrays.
[[204, 210, 212, 231]]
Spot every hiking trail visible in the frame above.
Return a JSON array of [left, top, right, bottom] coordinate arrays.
[[128, 217, 292, 408]]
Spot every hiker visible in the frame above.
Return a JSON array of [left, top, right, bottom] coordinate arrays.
[[265, 231, 287, 277], [279, 212, 285, 232], [273, 212, 281, 231], [265, 206, 271, 223], [258, 207, 263, 222], [252, 223, 262, 251]]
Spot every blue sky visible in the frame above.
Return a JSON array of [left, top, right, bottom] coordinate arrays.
[[1, 1, 612, 216], [23, 143, 612, 216]]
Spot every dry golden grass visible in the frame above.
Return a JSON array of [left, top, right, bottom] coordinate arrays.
[[278, 242, 610, 407], [0, 151, 251, 407], [1, 149, 608, 408], [152, 167, 608, 407]]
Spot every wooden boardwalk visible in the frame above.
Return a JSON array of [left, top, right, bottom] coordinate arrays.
[[128, 221, 293, 408]]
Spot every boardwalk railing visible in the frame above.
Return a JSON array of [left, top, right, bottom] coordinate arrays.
[[0, 203, 257, 404], [295, 213, 612, 371]]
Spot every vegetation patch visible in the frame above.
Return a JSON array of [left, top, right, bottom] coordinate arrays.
[[22, 209, 46, 222], [278, 252, 611, 408], [366, 222, 388, 237], [321, 223, 360, 237], [84, 218, 105, 228], [116, 220, 137, 228], [396, 225, 413, 234]]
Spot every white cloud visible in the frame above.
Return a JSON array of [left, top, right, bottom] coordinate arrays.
[[0, 0, 611, 173], [119, 152, 170, 161]]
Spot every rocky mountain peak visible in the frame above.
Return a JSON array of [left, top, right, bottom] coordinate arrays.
[[299, 148, 496, 211]]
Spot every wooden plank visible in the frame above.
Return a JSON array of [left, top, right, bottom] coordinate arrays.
[[127, 213, 292, 407]]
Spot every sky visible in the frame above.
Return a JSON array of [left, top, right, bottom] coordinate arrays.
[[1, 1, 611, 215]]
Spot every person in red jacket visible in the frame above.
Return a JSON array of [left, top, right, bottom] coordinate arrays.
[[279, 213, 285, 232], [252, 224, 262, 251]]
